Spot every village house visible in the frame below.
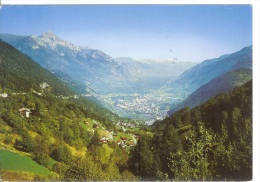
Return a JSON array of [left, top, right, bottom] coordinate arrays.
[[117, 140, 126, 148], [40, 82, 50, 89], [0, 93, 8, 98], [18, 108, 31, 118], [121, 137, 128, 142], [116, 139, 122, 145], [84, 120, 89, 125], [100, 137, 109, 144], [121, 126, 126, 132]]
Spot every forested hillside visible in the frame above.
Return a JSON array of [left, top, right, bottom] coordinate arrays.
[[0, 89, 142, 180], [0, 40, 143, 180], [165, 46, 252, 96], [0, 39, 253, 180], [168, 68, 252, 115], [130, 80, 252, 180], [0, 40, 120, 122], [0, 5, 253, 181], [0, 40, 73, 96], [0, 33, 196, 121]]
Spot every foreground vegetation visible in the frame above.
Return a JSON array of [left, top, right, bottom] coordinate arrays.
[[0, 90, 141, 180], [130, 80, 252, 180], [0, 40, 252, 181], [0, 80, 252, 181], [0, 40, 139, 180]]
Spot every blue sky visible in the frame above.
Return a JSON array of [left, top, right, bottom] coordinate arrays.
[[0, 5, 252, 62]]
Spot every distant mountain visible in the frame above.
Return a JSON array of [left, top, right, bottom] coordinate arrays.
[[168, 68, 252, 115], [115, 57, 196, 79], [113, 57, 196, 93], [0, 32, 196, 120], [0, 32, 195, 95], [0, 32, 122, 94], [164, 46, 252, 94]]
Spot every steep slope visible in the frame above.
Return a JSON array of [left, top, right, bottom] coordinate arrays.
[[164, 46, 252, 94], [0, 41, 142, 180], [131, 80, 252, 180], [0, 40, 119, 122], [0, 32, 120, 93], [168, 68, 252, 115], [0, 39, 73, 95]]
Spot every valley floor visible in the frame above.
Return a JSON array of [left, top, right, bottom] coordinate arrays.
[[97, 89, 185, 124]]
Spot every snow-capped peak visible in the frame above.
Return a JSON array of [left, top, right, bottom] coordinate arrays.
[[29, 31, 114, 62], [40, 31, 58, 39], [30, 31, 81, 52]]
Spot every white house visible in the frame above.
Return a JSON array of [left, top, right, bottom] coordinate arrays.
[[0, 93, 8, 98], [18, 108, 31, 118], [40, 82, 50, 89]]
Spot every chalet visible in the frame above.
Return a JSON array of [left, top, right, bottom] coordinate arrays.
[[40, 82, 50, 89], [0, 93, 8, 98], [100, 137, 108, 144], [121, 126, 126, 132], [100, 136, 113, 144], [116, 139, 122, 145], [121, 137, 128, 142], [84, 120, 89, 125], [73, 95, 79, 99], [115, 138, 126, 148], [18, 108, 31, 118]]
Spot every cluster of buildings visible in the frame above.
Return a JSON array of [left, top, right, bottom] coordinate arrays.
[[56, 95, 79, 99], [116, 137, 135, 148], [83, 119, 137, 148], [115, 95, 165, 119], [116, 122, 136, 129]]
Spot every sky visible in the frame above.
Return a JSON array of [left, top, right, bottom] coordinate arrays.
[[0, 5, 252, 62]]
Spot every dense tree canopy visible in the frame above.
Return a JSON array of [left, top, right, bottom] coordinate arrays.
[[130, 80, 252, 180]]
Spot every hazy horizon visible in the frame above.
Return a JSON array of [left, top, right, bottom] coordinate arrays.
[[0, 5, 252, 62]]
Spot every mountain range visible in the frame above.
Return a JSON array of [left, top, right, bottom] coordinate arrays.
[[0, 32, 195, 95], [168, 68, 252, 115], [167, 46, 252, 115], [0, 32, 196, 120], [0, 37, 252, 181], [0, 39, 73, 96], [0, 32, 252, 122], [164, 46, 252, 93], [0, 39, 120, 122]]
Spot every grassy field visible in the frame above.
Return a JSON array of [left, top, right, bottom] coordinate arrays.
[[0, 149, 51, 176]]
